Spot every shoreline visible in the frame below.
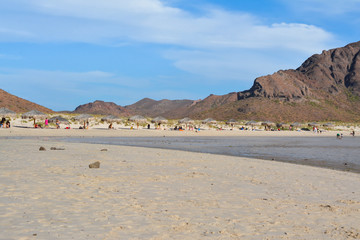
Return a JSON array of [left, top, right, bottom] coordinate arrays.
[[2, 127, 359, 173]]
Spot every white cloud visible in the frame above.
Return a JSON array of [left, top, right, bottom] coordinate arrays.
[[0, 0, 334, 53], [0, 0, 341, 104]]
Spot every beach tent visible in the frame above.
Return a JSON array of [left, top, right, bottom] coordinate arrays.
[[0, 107, 16, 118], [101, 115, 122, 123], [202, 118, 217, 124], [73, 114, 94, 121], [151, 116, 168, 124], [129, 115, 147, 123], [49, 116, 69, 124]]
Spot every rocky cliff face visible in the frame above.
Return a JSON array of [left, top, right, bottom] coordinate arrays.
[[238, 70, 312, 101], [238, 41, 360, 101]]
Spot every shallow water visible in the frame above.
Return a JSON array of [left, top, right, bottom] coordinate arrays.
[[58, 136, 360, 173]]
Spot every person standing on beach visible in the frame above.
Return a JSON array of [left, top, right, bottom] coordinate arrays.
[[56, 119, 60, 129], [45, 118, 49, 128]]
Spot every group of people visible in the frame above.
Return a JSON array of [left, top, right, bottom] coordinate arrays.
[[0, 117, 10, 128]]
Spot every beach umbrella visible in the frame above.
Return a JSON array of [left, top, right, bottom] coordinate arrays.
[[179, 117, 194, 124], [151, 116, 168, 124], [202, 118, 217, 124], [323, 122, 334, 128], [290, 122, 302, 127], [73, 114, 94, 121], [277, 122, 290, 128], [0, 107, 16, 118], [261, 120, 275, 126], [101, 115, 122, 122], [21, 110, 47, 119], [49, 116, 69, 124], [245, 120, 260, 126], [129, 115, 147, 123], [308, 122, 320, 127], [226, 119, 237, 125]]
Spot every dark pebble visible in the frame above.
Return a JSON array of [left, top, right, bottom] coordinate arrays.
[[89, 161, 100, 169]]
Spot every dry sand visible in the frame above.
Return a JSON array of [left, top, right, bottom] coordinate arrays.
[[1, 128, 360, 239]]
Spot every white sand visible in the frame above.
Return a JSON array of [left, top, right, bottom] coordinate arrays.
[[1, 130, 360, 239]]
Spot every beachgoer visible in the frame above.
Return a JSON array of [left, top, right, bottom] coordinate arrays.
[[56, 119, 60, 129], [1, 117, 6, 128], [108, 123, 113, 129], [351, 130, 355, 136], [6, 120, 10, 128], [45, 118, 49, 128], [86, 120, 89, 129], [148, 124, 150, 129]]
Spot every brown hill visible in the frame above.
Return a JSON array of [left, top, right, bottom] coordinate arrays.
[[192, 41, 360, 122], [0, 89, 53, 113], [125, 98, 195, 118], [74, 100, 132, 116]]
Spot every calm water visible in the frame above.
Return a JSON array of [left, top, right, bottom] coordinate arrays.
[[58, 136, 360, 173]]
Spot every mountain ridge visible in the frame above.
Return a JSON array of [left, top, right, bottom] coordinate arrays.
[[2, 41, 360, 122]]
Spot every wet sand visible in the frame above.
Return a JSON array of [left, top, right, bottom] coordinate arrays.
[[57, 135, 360, 173]]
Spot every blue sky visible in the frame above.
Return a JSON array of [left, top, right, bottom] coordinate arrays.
[[0, 0, 359, 111]]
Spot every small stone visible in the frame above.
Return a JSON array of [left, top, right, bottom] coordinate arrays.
[[100, 149, 108, 151], [89, 161, 100, 168], [50, 147, 65, 150], [39, 146, 46, 151]]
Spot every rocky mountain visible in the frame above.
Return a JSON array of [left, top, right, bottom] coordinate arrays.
[[74, 100, 132, 116], [193, 41, 360, 121], [0, 89, 53, 113], [73, 41, 360, 122]]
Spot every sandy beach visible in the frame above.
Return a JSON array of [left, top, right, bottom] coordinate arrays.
[[1, 127, 360, 239]]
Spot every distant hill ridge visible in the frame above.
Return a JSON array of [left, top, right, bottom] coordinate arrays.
[[74, 100, 131, 116], [0, 89, 53, 113]]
